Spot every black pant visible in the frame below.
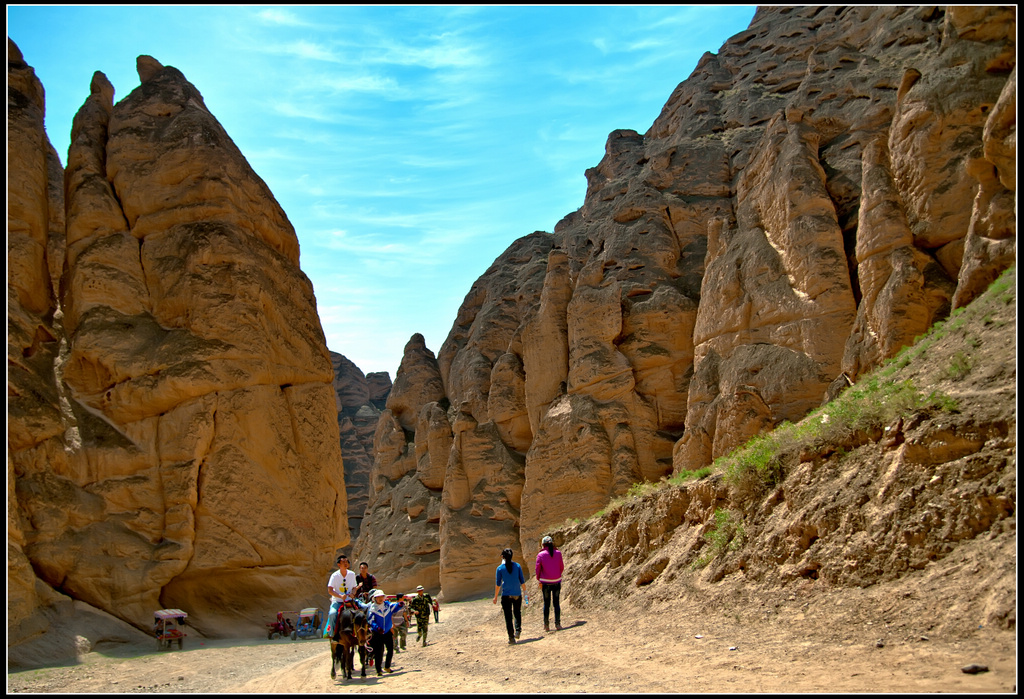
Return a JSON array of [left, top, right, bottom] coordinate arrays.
[[500, 595, 522, 640], [542, 582, 561, 626], [370, 629, 393, 670]]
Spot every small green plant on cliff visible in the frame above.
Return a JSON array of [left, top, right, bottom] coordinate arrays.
[[692, 508, 745, 568], [670, 466, 714, 484], [626, 479, 660, 499], [945, 351, 974, 380]]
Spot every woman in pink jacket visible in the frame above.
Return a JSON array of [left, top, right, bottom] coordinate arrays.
[[535, 535, 564, 632]]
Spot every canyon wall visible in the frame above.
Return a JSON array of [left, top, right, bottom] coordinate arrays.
[[6, 4, 1017, 649], [7, 41, 348, 657], [353, 6, 1016, 600], [330, 351, 391, 549]]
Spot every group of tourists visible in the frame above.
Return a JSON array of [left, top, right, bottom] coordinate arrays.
[[323, 554, 437, 676], [494, 535, 565, 644], [322, 534, 566, 676]]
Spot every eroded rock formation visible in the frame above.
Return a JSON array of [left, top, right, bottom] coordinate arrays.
[[354, 6, 1015, 600], [8, 37, 75, 657], [331, 351, 390, 548], [8, 44, 347, 657], [352, 333, 450, 594]]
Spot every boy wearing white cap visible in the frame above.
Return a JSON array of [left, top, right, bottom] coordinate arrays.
[[356, 590, 401, 675]]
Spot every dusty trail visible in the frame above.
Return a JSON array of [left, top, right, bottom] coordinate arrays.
[[7, 593, 1015, 693]]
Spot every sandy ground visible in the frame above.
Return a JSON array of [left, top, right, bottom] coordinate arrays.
[[7, 592, 1015, 694]]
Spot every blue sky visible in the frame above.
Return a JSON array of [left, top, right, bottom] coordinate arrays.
[[8, 5, 756, 377]]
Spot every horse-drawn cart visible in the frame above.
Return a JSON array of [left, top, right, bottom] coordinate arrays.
[[153, 609, 187, 651]]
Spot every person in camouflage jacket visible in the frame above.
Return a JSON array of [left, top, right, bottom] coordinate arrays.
[[408, 586, 434, 647]]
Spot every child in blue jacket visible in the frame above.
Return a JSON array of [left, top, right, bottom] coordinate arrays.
[[357, 589, 402, 675]]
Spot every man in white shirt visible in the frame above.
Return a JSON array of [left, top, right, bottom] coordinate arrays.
[[324, 554, 358, 637]]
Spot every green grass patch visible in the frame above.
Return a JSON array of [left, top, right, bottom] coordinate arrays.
[[670, 466, 714, 484], [945, 351, 974, 380], [692, 508, 745, 568]]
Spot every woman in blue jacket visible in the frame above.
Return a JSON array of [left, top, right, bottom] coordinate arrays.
[[357, 589, 401, 675], [493, 547, 526, 644]]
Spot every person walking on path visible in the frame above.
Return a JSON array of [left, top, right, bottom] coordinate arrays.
[[356, 589, 401, 676], [408, 585, 434, 647], [432, 598, 440, 623], [493, 547, 526, 645], [392, 597, 411, 652], [535, 535, 565, 632], [323, 554, 357, 638]]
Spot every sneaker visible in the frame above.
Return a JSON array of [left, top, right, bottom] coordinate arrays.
[[384, 667, 393, 673], [515, 628, 521, 639], [555, 623, 563, 631], [544, 623, 550, 632], [377, 670, 383, 677], [508, 638, 516, 645]]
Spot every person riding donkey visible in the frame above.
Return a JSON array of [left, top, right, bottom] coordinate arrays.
[[324, 554, 358, 638], [353, 561, 378, 604]]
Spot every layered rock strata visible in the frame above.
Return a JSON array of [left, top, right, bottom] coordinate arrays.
[[8, 46, 348, 651], [354, 6, 1016, 599]]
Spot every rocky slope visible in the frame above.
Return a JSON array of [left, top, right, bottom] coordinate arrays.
[[7, 41, 347, 663], [353, 6, 1016, 600], [550, 265, 1015, 637]]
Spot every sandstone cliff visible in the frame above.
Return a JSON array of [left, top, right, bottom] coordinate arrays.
[[354, 6, 1016, 600], [8, 43, 348, 659], [330, 351, 391, 549], [351, 333, 451, 594], [552, 264, 1015, 636]]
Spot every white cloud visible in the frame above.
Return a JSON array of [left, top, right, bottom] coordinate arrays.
[[319, 74, 398, 94], [255, 9, 313, 27], [271, 100, 338, 123], [263, 39, 340, 63], [373, 33, 487, 70]]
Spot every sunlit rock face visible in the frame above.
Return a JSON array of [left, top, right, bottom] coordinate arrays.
[[352, 6, 1015, 599], [7, 37, 72, 653], [8, 47, 348, 648], [351, 334, 448, 594]]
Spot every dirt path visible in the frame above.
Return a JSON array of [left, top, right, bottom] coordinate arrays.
[[7, 594, 1015, 693]]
